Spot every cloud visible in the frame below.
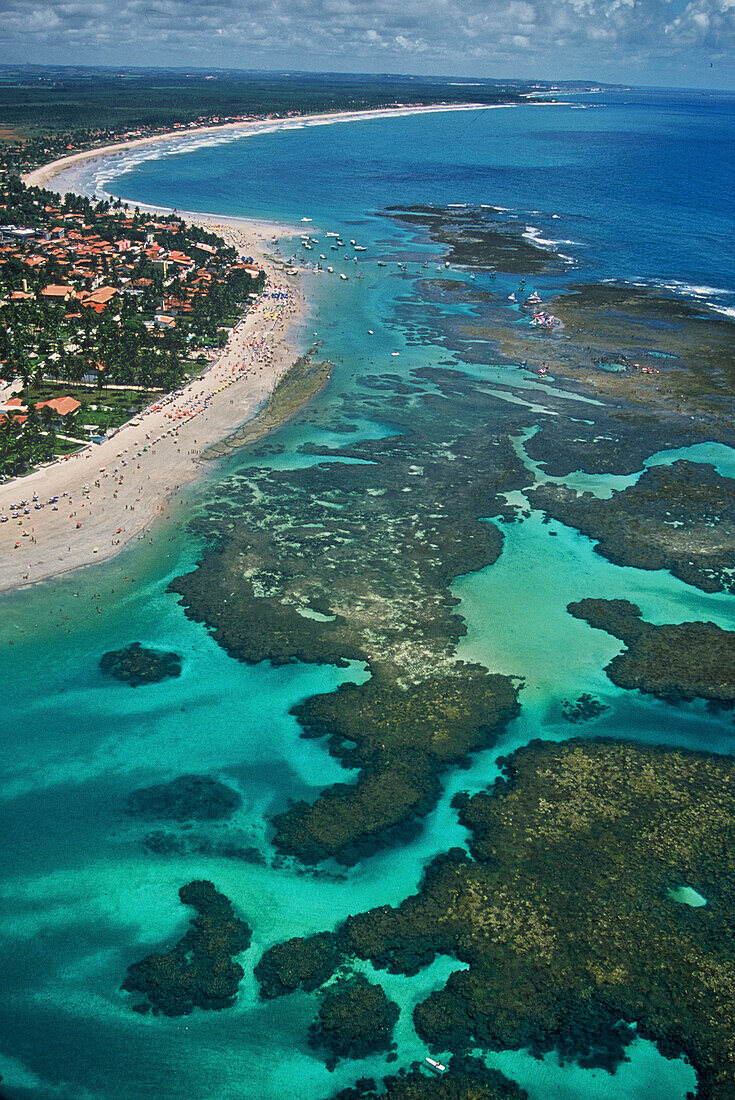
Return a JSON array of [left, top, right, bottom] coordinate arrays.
[[0, 0, 733, 83]]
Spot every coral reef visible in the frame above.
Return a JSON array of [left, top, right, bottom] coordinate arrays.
[[170, 369, 525, 863], [255, 932, 341, 998], [560, 693, 609, 723], [531, 462, 735, 594], [568, 599, 735, 703], [336, 740, 735, 1099], [386, 205, 560, 274], [309, 975, 399, 1065], [121, 880, 251, 1015], [125, 773, 242, 822], [99, 642, 181, 686]]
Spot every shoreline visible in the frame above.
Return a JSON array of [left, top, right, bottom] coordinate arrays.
[[21, 102, 504, 191]]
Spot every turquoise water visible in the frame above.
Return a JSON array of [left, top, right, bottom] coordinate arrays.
[[2, 91, 733, 1099]]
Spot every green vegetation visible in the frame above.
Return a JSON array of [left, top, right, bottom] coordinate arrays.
[[309, 975, 399, 1065], [0, 67, 530, 173], [99, 642, 182, 686], [121, 880, 251, 1015], [0, 175, 265, 477], [568, 598, 735, 704]]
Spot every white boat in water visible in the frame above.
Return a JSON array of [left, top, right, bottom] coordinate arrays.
[[340, 273, 348, 280], [425, 1057, 446, 1073]]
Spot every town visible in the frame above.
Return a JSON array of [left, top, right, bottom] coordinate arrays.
[[0, 176, 265, 477]]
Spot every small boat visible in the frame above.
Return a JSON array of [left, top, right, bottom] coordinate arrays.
[[320, 254, 326, 260], [444, 261, 450, 268], [340, 273, 348, 280], [350, 239, 356, 246], [368, 329, 374, 334], [326, 231, 339, 238], [391, 351, 400, 356], [355, 245, 367, 251], [508, 293, 517, 302], [425, 1058, 446, 1073], [327, 266, 334, 273], [526, 292, 542, 305], [301, 217, 312, 222], [377, 261, 387, 266]]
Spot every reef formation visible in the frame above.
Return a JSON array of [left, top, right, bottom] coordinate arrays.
[[125, 773, 242, 822], [327, 1056, 527, 1100], [170, 367, 526, 863], [531, 461, 735, 594], [258, 740, 734, 1100], [309, 975, 400, 1066], [568, 599, 735, 704], [121, 880, 251, 1015], [99, 642, 182, 686]]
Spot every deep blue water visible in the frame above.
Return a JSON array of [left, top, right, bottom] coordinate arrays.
[[0, 90, 733, 1100]]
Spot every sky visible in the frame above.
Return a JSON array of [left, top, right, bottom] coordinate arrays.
[[1, 0, 734, 89]]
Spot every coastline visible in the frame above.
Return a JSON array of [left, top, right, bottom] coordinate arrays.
[[21, 103, 501, 191], [1, 101, 510, 595]]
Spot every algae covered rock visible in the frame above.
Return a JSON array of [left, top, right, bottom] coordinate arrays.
[[121, 880, 251, 1016]]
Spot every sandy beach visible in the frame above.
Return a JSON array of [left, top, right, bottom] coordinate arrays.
[[0, 211, 307, 594], [2, 101, 497, 595]]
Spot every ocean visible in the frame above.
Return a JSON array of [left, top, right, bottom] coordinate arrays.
[[0, 89, 733, 1100]]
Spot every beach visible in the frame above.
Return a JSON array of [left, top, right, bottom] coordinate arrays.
[[21, 103, 494, 192], [0, 212, 306, 593]]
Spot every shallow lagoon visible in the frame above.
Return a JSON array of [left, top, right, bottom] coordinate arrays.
[[1, 92, 734, 1099]]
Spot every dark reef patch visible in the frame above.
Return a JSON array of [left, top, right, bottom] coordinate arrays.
[[568, 598, 735, 704], [530, 461, 735, 594], [121, 880, 251, 1016], [560, 693, 610, 723], [99, 642, 182, 686], [255, 932, 341, 998], [385, 205, 561, 274], [309, 975, 399, 1066], [125, 773, 242, 822]]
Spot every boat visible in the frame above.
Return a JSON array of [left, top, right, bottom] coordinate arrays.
[[445, 261, 451, 268], [355, 245, 367, 252], [350, 239, 356, 245], [320, 254, 326, 260], [326, 231, 339, 238], [391, 351, 400, 356], [377, 261, 387, 266], [425, 1058, 446, 1073], [368, 329, 374, 334], [508, 293, 517, 302], [301, 217, 312, 222], [526, 291, 542, 305], [327, 267, 334, 273], [340, 273, 348, 280]]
